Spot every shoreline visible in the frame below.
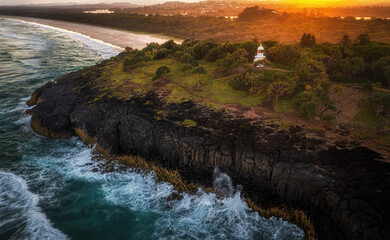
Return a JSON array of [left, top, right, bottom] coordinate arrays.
[[1, 16, 179, 50]]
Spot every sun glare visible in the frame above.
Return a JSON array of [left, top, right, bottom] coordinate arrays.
[[282, 0, 345, 7]]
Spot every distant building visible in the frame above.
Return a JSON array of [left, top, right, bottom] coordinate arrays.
[[83, 9, 114, 14], [254, 44, 266, 63]]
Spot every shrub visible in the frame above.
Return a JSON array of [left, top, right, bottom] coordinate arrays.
[[367, 92, 390, 117], [293, 91, 318, 118], [123, 57, 137, 72], [160, 40, 177, 50], [267, 81, 291, 100], [180, 64, 193, 73], [300, 33, 316, 48], [143, 42, 159, 53], [192, 66, 207, 89], [154, 48, 168, 60], [174, 51, 184, 61], [153, 66, 170, 81], [266, 44, 301, 66], [214, 49, 249, 77], [321, 113, 336, 121], [179, 53, 194, 64]]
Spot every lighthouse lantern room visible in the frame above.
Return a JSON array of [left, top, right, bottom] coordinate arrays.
[[254, 44, 266, 63]]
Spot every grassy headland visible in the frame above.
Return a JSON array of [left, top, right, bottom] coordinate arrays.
[[76, 37, 390, 156]]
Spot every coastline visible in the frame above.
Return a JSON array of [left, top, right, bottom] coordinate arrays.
[[1, 16, 179, 50]]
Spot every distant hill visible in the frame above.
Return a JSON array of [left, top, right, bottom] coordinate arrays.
[[4, 2, 138, 9]]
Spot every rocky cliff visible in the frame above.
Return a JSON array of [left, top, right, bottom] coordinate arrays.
[[27, 66, 390, 240]]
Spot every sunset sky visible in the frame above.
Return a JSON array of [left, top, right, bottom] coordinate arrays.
[[0, 0, 388, 6]]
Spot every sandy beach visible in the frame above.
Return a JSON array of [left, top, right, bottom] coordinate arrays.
[[2, 16, 178, 50]]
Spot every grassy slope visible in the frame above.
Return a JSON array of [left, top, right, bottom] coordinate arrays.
[[91, 57, 267, 108]]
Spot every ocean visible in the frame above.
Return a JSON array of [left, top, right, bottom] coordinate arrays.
[[0, 17, 304, 240]]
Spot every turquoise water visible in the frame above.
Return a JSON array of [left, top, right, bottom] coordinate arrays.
[[0, 17, 304, 240]]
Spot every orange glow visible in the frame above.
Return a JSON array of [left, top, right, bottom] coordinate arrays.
[[279, 0, 380, 7]]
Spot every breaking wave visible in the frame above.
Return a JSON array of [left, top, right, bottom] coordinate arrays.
[[0, 171, 68, 240]]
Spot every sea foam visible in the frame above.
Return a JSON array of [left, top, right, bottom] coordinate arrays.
[[0, 171, 68, 240]]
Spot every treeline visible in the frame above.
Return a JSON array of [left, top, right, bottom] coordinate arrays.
[[2, 6, 390, 43]]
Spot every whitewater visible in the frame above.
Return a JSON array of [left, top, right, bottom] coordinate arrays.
[[0, 17, 304, 240]]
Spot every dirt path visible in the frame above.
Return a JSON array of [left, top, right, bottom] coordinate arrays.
[[251, 65, 292, 73], [262, 66, 292, 72]]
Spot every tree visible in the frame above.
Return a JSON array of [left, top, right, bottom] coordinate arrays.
[[316, 94, 336, 117], [293, 91, 318, 118], [262, 40, 278, 49], [368, 92, 390, 117], [341, 35, 352, 47], [179, 53, 194, 64], [267, 81, 290, 100], [180, 64, 193, 73], [214, 49, 249, 77], [192, 41, 217, 60], [123, 57, 137, 72], [143, 42, 159, 53], [239, 41, 259, 62], [335, 57, 365, 81], [192, 66, 207, 90], [357, 34, 370, 45], [300, 33, 316, 48], [160, 40, 177, 50], [372, 56, 390, 87], [153, 66, 170, 81], [266, 44, 301, 66], [174, 51, 184, 61], [296, 57, 327, 85], [153, 48, 168, 60], [293, 90, 335, 118]]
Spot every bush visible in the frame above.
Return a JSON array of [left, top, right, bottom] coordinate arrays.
[[180, 64, 193, 73], [179, 53, 194, 64], [153, 66, 170, 81], [266, 44, 301, 66], [292, 91, 318, 118], [123, 57, 137, 72], [267, 81, 291, 100], [300, 33, 316, 48], [143, 42, 159, 53], [154, 48, 168, 60], [214, 49, 249, 77], [192, 41, 217, 60], [321, 113, 336, 121], [367, 92, 390, 117], [160, 40, 177, 50], [174, 51, 184, 61]]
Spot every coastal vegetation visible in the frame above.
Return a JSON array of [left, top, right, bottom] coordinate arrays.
[[77, 36, 390, 151]]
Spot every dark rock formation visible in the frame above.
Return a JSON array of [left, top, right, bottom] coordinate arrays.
[[28, 69, 390, 240]]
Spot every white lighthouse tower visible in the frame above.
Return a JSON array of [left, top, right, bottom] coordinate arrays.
[[254, 44, 266, 63]]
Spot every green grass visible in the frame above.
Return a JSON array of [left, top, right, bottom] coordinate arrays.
[[273, 96, 294, 113], [88, 57, 285, 110], [353, 109, 382, 128], [375, 134, 390, 147], [180, 119, 197, 127]]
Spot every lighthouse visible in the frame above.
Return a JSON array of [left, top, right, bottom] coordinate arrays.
[[253, 44, 266, 63]]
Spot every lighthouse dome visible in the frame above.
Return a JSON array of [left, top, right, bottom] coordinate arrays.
[[254, 44, 266, 64]]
